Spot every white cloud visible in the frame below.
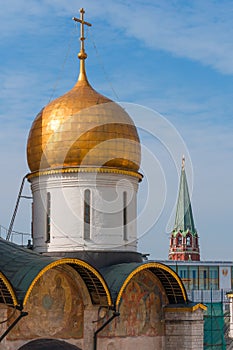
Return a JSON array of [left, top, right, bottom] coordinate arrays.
[[85, 1, 233, 75], [3, 1, 233, 74]]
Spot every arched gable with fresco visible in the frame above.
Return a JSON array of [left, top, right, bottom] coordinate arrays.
[[97, 262, 188, 349], [100, 269, 168, 338], [8, 265, 87, 341]]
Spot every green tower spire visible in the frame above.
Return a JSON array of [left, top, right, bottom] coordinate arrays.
[[174, 156, 196, 234], [169, 156, 200, 261]]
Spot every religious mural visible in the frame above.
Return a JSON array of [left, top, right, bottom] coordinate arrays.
[[100, 270, 168, 337], [8, 267, 84, 340]]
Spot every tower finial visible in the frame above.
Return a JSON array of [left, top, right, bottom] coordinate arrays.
[[182, 155, 185, 170], [72, 8, 92, 82]]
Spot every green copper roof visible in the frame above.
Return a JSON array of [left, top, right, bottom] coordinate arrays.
[[0, 239, 112, 308], [100, 261, 187, 305], [0, 241, 187, 309], [174, 159, 196, 235], [0, 238, 57, 306], [172, 229, 197, 238]]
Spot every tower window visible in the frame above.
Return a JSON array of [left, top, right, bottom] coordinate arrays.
[[123, 191, 127, 241], [177, 235, 182, 246], [84, 189, 91, 240], [46, 192, 51, 243], [186, 235, 191, 246]]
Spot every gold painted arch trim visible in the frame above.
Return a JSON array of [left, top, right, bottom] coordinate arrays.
[[116, 262, 187, 307], [165, 303, 207, 313], [27, 166, 143, 181], [0, 272, 18, 307], [23, 258, 112, 307]]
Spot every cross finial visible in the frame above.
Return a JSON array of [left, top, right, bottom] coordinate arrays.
[[72, 8, 92, 60]]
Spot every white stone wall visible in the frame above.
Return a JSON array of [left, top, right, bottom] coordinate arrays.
[[29, 171, 139, 253], [0, 305, 98, 350], [1, 305, 205, 350], [165, 308, 204, 350], [97, 336, 165, 349]]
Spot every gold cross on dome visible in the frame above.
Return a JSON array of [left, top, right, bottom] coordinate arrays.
[[72, 8, 92, 60]]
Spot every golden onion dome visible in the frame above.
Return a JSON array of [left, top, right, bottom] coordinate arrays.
[[27, 10, 141, 175]]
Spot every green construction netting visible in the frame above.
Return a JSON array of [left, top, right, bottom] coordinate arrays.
[[204, 302, 226, 349]]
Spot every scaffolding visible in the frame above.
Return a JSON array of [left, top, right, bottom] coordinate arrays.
[[204, 302, 226, 349], [187, 289, 233, 349]]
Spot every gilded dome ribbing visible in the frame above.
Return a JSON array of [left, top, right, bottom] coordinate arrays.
[[26, 10, 141, 174]]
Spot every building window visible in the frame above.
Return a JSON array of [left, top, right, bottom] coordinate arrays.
[[178, 266, 189, 290], [46, 192, 51, 243], [179, 268, 187, 279], [199, 267, 209, 290], [209, 266, 219, 290], [177, 234, 182, 246], [84, 189, 91, 240], [123, 191, 127, 241], [189, 267, 198, 290], [186, 235, 191, 246]]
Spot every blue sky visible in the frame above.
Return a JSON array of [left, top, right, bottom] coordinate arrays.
[[0, 1, 232, 260]]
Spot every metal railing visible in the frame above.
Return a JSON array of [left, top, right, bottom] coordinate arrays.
[[0, 223, 31, 247]]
